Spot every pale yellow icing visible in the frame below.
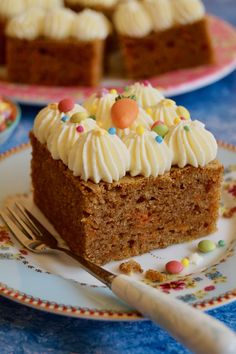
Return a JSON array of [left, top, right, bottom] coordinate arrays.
[[25, 0, 63, 9], [33, 103, 84, 144], [143, 0, 173, 31], [172, 0, 205, 26], [83, 91, 117, 130], [114, 1, 152, 38], [123, 130, 172, 177], [164, 120, 217, 168], [0, 0, 25, 19], [43, 8, 76, 40], [122, 82, 164, 109], [68, 128, 130, 183], [6, 7, 45, 40], [72, 9, 111, 41], [66, 0, 117, 7], [47, 116, 97, 165], [152, 99, 180, 127]]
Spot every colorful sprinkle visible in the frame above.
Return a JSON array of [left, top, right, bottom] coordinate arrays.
[[145, 107, 153, 116], [76, 125, 84, 133], [61, 115, 69, 122], [151, 120, 163, 129], [70, 112, 87, 123], [108, 127, 116, 135], [165, 260, 184, 274], [136, 125, 145, 135], [181, 258, 189, 267], [111, 98, 138, 129], [198, 240, 216, 253], [155, 135, 163, 144], [218, 240, 225, 247], [176, 106, 190, 120], [174, 117, 181, 125], [184, 125, 190, 132], [58, 98, 75, 113], [143, 80, 150, 86], [152, 124, 168, 137], [110, 89, 117, 95]]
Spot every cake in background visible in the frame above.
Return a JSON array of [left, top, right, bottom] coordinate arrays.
[[0, 0, 63, 64], [64, 0, 118, 18], [30, 82, 223, 265], [114, 0, 214, 79], [6, 7, 111, 86]]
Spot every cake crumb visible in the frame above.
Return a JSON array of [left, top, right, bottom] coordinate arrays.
[[119, 260, 143, 274], [145, 269, 167, 282]]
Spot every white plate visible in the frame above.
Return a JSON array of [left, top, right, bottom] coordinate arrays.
[[0, 143, 236, 320]]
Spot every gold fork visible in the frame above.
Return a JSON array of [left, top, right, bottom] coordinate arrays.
[[1, 199, 236, 354]]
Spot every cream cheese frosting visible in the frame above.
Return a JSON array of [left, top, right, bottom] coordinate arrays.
[[123, 130, 172, 177], [114, 0, 205, 36], [122, 82, 164, 109], [72, 9, 111, 41], [47, 116, 97, 165], [43, 8, 76, 40], [6, 7, 45, 40], [152, 99, 180, 126], [68, 128, 130, 183], [164, 120, 217, 168], [0, 0, 25, 19], [114, 1, 152, 38], [66, 0, 118, 7], [172, 0, 205, 26], [25, 0, 63, 9], [143, 0, 173, 32]]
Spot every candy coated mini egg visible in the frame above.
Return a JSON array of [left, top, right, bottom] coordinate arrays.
[[152, 124, 168, 137], [165, 260, 184, 274], [198, 240, 216, 253], [111, 98, 138, 129], [58, 98, 75, 113]]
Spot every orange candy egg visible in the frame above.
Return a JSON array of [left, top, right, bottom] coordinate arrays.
[[111, 98, 139, 129]]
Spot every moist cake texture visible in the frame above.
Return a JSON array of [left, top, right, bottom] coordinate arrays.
[[30, 83, 223, 265]]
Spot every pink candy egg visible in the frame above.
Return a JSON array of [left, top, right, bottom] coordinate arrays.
[[165, 260, 184, 274], [58, 98, 75, 113]]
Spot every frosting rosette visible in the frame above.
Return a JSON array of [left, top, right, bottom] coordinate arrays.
[[152, 99, 190, 127], [83, 90, 117, 130], [72, 9, 111, 41], [43, 8, 75, 40], [122, 82, 164, 109], [47, 113, 97, 165], [143, 0, 173, 32], [164, 120, 217, 168], [172, 0, 205, 26], [25, 0, 63, 9], [114, 1, 152, 38], [0, 0, 25, 19], [123, 130, 172, 177], [68, 128, 130, 183]]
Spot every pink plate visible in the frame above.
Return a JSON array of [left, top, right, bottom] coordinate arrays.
[[0, 15, 236, 106]]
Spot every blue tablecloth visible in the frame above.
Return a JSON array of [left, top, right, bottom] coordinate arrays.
[[0, 1, 236, 353]]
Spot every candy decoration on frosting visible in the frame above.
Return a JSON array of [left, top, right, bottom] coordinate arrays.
[[58, 98, 75, 113], [152, 123, 169, 137], [110, 89, 118, 95], [111, 97, 139, 129], [174, 117, 181, 125], [61, 115, 69, 122], [136, 125, 145, 135], [218, 240, 225, 247], [177, 106, 190, 120], [108, 127, 116, 135], [198, 240, 216, 253], [70, 112, 88, 123], [184, 125, 190, 132], [76, 125, 84, 133], [155, 135, 163, 144]]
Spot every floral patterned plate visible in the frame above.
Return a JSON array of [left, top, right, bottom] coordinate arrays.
[[0, 143, 236, 321], [0, 16, 236, 106]]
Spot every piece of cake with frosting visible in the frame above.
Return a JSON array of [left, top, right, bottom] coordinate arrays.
[[6, 7, 111, 86], [0, 0, 63, 64], [30, 84, 223, 265], [114, 0, 214, 79]]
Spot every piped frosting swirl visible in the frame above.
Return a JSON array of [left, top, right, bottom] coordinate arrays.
[[164, 120, 217, 168], [122, 82, 164, 109]]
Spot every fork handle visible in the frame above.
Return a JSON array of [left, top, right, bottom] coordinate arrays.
[[111, 275, 236, 354]]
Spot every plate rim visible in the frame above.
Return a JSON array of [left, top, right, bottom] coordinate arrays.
[[0, 142, 236, 320], [0, 15, 236, 106]]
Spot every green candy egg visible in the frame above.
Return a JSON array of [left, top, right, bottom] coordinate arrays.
[[198, 240, 216, 253], [152, 124, 169, 137], [70, 112, 88, 123]]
